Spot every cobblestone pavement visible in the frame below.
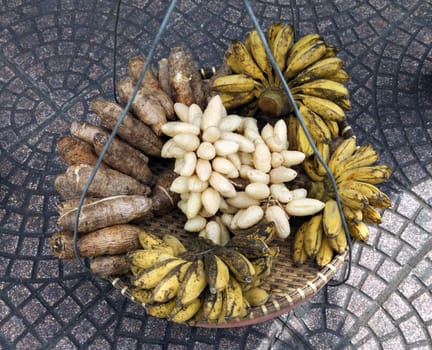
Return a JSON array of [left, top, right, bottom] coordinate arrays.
[[1, 1, 431, 349]]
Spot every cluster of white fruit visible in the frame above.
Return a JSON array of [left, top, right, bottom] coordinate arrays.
[[161, 95, 325, 244]]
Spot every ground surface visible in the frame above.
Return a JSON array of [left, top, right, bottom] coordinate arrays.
[[1, 0, 432, 349]]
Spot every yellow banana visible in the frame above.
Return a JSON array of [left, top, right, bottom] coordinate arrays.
[[291, 79, 351, 110], [334, 144, 379, 177], [163, 234, 187, 256], [267, 22, 284, 54], [342, 204, 363, 224], [272, 24, 294, 72], [246, 221, 277, 243], [202, 290, 224, 321], [138, 230, 172, 251], [298, 94, 345, 122], [146, 299, 177, 318], [303, 213, 323, 257], [177, 259, 207, 306], [314, 142, 330, 176], [152, 261, 192, 303], [322, 199, 343, 238], [212, 74, 262, 93], [327, 229, 348, 254], [338, 182, 369, 210], [362, 205, 382, 224], [290, 57, 344, 85], [203, 253, 230, 294], [296, 122, 315, 157], [246, 29, 273, 81], [341, 180, 391, 208], [303, 157, 325, 182], [329, 69, 351, 82], [308, 181, 326, 201], [243, 287, 270, 307], [293, 221, 308, 264], [336, 165, 392, 184], [298, 103, 332, 143], [128, 249, 176, 270], [323, 118, 340, 138], [315, 234, 334, 267], [169, 297, 202, 323], [130, 287, 152, 305], [348, 221, 369, 241], [226, 41, 266, 82], [224, 277, 245, 319], [286, 33, 321, 66], [249, 255, 273, 280], [287, 114, 299, 150], [284, 40, 328, 80], [328, 136, 357, 174], [132, 258, 185, 289], [219, 91, 256, 109], [216, 247, 256, 283], [130, 264, 141, 277], [226, 236, 270, 259]]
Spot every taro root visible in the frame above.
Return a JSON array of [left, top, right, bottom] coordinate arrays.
[[92, 99, 163, 157], [57, 195, 153, 233], [151, 169, 181, 215], [90, 255, 130, 277], [54, 164, 151, 200], [50, 224, 141, 259], [92, 132, 153, 184], [127, 56, 174, 119], [116, 77, 167, 136], [56, 135, 108, 169]]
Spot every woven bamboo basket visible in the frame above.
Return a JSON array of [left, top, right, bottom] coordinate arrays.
[[102, 159, 349, 328]]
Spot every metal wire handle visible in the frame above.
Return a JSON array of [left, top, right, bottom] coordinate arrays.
[[72, 0, 352, 286]]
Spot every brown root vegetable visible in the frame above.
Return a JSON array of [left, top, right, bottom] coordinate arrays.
[[90, 255, 130, 277], [50, 224, 141, 259], [54, 164, 151, 200], [158, 58, 172, 98], [117, 77, 167, 136], [56, 197, 100, 216], [92, 132, 153, 184], [70, 121, 110, 145], [92, 99, 163, 157], [128, 56, 174, 119], [151, 169, 181, 214], [168, 47, 205, 108], [57, 195, 153, 233], [56, 135, 108, 168]]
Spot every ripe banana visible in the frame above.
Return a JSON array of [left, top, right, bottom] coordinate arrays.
[[224, 277, 245, 319], [348, 221, 369, 241], [342, 205, 363, 224], [284, 39, 328, 80], [338, 182, 369, 210], [202, 290, 224, 321], [226, 41, 266, 82], [327, 229, 348, 254], [290, 57, 344, 85], [334, 144, 379, 177], [362, 205, 382, 224], [314, 142, 330, 176], [328, 136, 357, 174], [296, 121, 315, 157], [298, 103, 332, 144], [169, 297, 202, 323], [146, 299, 177, 318], [341, 180, 391, 208], [303, 213, 323, 257], [315, 234, 334, 267], [226, 236, 270, 259], [203, 253, 230, 294], [152, 261, 191, 303], [128, 249, 176, 270], [216, 247, 256, 283], [286, 33, 321, 67], [219, 91, 256, 110], [246, 29, 273, 81], [177, 259, 207, 306], [298, 94, 345, 122], [246, 221, 277, 243], [138, 230, 174, 253], [130, 287, 152, 304], [322, 199, 343, 238], [243, 287, 269, 307], [336, 165, 392, 184], [132, 258, 185, 289], [163, 234, 187, 256], [272, 24, 294, 72], [267, 22, 284, 53], [212, 74, 262, 93], [293, 221, 308, 264], [329, 69, 351, 82]]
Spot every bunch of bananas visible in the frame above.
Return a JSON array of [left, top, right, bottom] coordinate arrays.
[[128, 222, 278, 324], [293, 136, 392, 266], [211, 23, 350, 153]]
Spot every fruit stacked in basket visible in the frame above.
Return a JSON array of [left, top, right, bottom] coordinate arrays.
[[51, 23, 392, 327]]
